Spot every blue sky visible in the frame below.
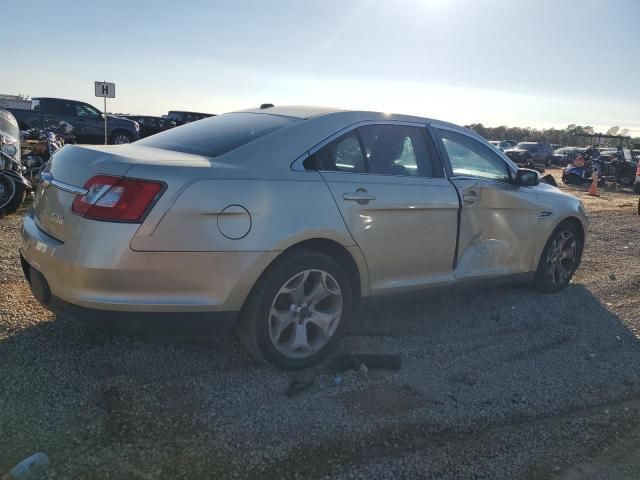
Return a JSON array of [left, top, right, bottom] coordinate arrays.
[[4, 0, 639, 134]]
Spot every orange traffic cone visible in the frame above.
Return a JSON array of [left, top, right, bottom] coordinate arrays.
[[587, 166, 599, 196]]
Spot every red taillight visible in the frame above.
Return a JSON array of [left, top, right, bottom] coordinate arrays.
[[636, 162, 640, 176], [72, 175, 164, 222]]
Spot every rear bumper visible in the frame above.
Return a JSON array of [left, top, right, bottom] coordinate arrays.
[[21, 257, 235, 334], [20, 210, 278, 320], [24, 275, 236, 335]]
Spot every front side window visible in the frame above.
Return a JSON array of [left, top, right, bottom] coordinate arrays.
[[76, 104, 101, 119], [437, 129, 510, 181]]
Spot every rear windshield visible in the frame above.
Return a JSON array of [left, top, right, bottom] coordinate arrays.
[[138, 112, 299, 157]]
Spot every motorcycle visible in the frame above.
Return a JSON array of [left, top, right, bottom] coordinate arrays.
[[562, 156, 605, 186], [20, 127, 67, 186], [0, 109, 30, 215]]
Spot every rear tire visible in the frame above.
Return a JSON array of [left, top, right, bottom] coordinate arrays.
[[238, 249, 353, 370], [533, 222, 583, 293], [0, 176, 26, 215]]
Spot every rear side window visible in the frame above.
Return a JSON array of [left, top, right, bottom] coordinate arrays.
[[359, 125, 430, 177], [138, 113, 299, 157], [316, 132, 366, 173], [315, 124, 435, 177]]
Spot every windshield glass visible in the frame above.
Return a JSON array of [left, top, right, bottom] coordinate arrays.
[[138, 112, 299, 157]]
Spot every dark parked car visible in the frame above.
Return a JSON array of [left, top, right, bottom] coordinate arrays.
[[505, 142, 554, 166], [551, 147, 585, 166], [7, 98, 139, 144], [166, 110, 214, 126], [123, 115, 175, 138]]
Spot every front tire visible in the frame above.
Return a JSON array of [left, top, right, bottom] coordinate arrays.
[[238, 249, 353, 370], [0, 176, 26, 215], [533, 222, 583, 293]]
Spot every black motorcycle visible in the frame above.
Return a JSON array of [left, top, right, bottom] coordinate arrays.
[[20, 127, 67, 187], [0, 109, 30, 215]]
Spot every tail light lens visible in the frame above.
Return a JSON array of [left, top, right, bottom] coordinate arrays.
[[636, 162, 640, 176], [72, 175, 164, 222]]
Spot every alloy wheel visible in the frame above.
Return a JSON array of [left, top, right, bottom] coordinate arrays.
[[545, 230, 577, 287], [113, 134, 131, 145], [268, 269, 343, 359]]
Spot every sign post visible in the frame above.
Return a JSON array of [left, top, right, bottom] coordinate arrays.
[[94, 81, 115, 145]]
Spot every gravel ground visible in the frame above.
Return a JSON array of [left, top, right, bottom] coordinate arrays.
[[1, 169, 640, 479]]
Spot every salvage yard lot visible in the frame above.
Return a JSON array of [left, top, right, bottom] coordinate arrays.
[[1, 168, 640, 479]]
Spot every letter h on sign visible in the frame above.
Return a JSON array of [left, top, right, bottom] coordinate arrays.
[[94, 82, 116, 99]]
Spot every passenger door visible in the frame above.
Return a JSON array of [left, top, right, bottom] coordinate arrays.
[[434, 127, 540, 280], [314, 123, 460, 294]]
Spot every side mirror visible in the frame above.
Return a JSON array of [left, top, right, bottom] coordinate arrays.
[[515, 168, 539, 186]]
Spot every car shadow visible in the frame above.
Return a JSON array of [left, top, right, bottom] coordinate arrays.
[[2, 281, 640, 478]]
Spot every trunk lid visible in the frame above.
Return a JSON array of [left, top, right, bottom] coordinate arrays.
[[33, 144, 210, 241]]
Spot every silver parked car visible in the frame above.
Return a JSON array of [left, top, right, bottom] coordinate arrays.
[[20, 106, 587, 369], [489, 140, 512, 152]]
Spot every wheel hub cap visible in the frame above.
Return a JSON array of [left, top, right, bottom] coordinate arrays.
[[269, 269, 343, 359], [545, 230, 577, 287]]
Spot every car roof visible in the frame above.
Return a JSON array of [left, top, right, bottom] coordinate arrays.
[[233, 105, 467, 130], [168, 110, 212, 115], [34, 97, 91, 103]]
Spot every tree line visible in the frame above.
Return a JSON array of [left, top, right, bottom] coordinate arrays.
[[464, 123, 638, 147]]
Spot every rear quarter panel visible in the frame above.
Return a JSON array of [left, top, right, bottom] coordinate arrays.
[[128, 168, 357, 253]]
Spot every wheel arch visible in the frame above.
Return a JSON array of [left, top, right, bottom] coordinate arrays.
[[239, 237, 368, 318], [531, 215, 586, 274], [283, 238, 365, 306], [559, 216, 585, 256], [109, 128, 133, 143]]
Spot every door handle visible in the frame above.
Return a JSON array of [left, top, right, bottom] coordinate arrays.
[[343, 189, 376, 204]]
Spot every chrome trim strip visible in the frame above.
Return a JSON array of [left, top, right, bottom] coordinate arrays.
[[41, 172, 88, 196]]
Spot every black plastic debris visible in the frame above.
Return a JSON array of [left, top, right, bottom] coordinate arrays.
[[328, 353, 402, 374], [285, 368, 318, 398], [541, 174, 558, 186]]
